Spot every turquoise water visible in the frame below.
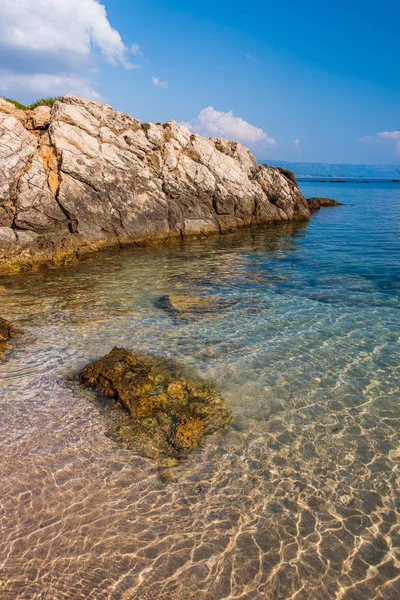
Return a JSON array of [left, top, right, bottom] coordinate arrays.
[[0, 181, 399, 599]]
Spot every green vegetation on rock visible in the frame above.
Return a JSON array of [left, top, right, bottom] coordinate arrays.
[[4, 97, 62, 111]]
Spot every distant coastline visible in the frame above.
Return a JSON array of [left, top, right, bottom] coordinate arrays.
[[261, 159, 400, 180], [296, 178, 400, 184]]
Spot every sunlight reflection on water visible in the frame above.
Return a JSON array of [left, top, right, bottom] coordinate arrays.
[[0, 181, 399, 599]]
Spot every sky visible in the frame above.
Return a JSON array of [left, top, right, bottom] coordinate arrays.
[[0, 0, 399, 164]]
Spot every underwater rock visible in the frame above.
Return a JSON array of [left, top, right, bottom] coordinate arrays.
[[79, 347, 231, 459], [155, 293, 240, 320], [0, 316, 14, 354], [307, 197, 344, 211], [155, 293, 227, 317]]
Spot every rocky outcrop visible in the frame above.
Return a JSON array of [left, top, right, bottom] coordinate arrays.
[[0, 316, 14, 355], [0, 98, 51, 131], [79, 347, 231, 459], [308, 197, 343, 211], [0, 95, 310, 275]]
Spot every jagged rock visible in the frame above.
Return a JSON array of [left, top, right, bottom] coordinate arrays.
[[0, 99, 50, 131], [0, 98, 28, 126], [29, 106, 51, 130], [0, 94, 311, 275], [308, 197, 343, 211], [0, 316, 14, 355], [277, 167, 297, 183], [79, 347, 231, 459]]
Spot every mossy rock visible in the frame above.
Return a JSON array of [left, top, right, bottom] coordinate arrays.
[[79, 347, 231, 459], [0, 316, 14, 355]]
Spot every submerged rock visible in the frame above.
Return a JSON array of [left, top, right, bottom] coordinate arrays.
[[0, 94, 310, 276], [79, 347, 231, 459], [307, 197, 344, 211], [0, 316, 14, 355], [155, 293, 234, 318]]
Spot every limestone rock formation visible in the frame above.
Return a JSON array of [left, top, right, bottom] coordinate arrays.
[[0, 95, 310, 275], [79, 347, 231, 459]]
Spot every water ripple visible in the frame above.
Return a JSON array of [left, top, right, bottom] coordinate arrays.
[[0, 182, 400, 599]]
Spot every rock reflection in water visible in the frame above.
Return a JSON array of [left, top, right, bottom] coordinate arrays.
[[1, 185, 400, 600]]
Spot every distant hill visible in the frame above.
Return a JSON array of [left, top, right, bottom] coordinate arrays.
[[261, 160, 400, 180]]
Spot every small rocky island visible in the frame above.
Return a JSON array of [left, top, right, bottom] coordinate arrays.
[[307, 197, 344, 211], [0, 94, 311, 276], [79, 347, 232, 460]]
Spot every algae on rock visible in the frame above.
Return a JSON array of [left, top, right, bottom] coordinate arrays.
[[79, 347, 231, 459], [0, 316, 14, 355]]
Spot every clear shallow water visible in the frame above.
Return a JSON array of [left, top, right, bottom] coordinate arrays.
[[0, 181, 399, 600]]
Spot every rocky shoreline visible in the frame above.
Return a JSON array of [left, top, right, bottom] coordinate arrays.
[[0, 94, 311, 276], [0, 95, 343, 454]]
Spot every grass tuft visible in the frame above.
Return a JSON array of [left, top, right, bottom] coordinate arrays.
[[3, 97, 62, 111], [214, 142, 226, 154]]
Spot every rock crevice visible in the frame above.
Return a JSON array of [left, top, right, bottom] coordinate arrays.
[[0, 95, 310, 275]]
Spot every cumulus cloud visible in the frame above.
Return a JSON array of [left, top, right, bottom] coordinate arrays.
[[293, 138, 300, 149], [0, 71, 102, 100], [152, 76, 168, 89], [184, 107, 275, 144], [0, 0, 140, 99], [0, 0, 134, 67], [360, 131, 400, 155]]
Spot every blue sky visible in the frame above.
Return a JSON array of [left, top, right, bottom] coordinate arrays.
[[1, 0, 399, 164]]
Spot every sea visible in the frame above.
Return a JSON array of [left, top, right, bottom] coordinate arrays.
[[0, 180, 399, 599]]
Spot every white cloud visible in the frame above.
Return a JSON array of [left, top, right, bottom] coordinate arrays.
[[0, 0, 133, 67], [152, 76, 168, 89], [293, 138, 300, 149], [131, 43, 142, 56], [0, 0, 141, 99], [377, 131, 400, 140], [184, 107, 275, 144], [360, 131, 400, 155], [0, 71, 102, 100]]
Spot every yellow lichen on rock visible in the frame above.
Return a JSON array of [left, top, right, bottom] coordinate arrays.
[[174, 419, 205, 450], [0, 316, 14, 356]]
